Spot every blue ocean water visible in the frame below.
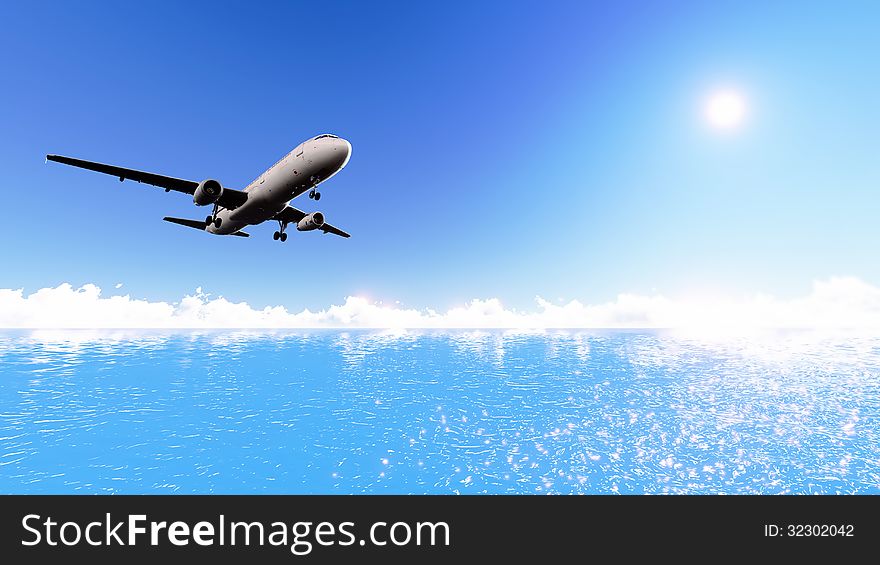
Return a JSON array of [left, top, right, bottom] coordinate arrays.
[[1, 330, 878, 494]]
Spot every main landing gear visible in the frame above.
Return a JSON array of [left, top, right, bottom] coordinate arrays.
[[308, 189, 321, 201], [273, 220, 289, 242], [205, 204, 222, 228]]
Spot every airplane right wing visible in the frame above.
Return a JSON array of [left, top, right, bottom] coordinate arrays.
[[318, 223, 351, 238], [46, 154, 249, 210], [274, 206, 351, 238]]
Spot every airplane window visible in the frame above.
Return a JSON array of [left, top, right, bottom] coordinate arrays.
[[313, 134, 339, 140]]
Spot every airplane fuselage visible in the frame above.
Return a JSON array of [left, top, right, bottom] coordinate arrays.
[[208, 134, 351, 235]]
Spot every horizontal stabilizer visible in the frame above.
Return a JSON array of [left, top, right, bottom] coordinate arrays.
[[163, 216, 207, 230], [163, 217, 249, 237]]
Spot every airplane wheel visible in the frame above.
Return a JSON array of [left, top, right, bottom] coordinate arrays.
[[280, 233, 288, 242], [213, 217, 222, 228], [314, 192, 321, 201], [205, 215, 213, 226], [273, 231, 280, 241], [308, 190, 315, 199]]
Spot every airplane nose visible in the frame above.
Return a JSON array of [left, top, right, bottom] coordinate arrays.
[[336, 138, 352, 169]]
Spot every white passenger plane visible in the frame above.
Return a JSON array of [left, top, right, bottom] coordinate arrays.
[[47, 134, 352, 242]]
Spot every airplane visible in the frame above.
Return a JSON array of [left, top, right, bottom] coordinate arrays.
[[46, 134, 352, 242]]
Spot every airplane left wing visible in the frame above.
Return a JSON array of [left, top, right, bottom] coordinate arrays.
[[46, 154, 249, 210], [273, 206, 351, 238]]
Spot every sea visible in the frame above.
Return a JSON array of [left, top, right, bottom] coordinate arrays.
[[1, 329, 878, 494]]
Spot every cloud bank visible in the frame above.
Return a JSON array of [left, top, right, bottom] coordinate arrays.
[[0, 277, 878, 330]]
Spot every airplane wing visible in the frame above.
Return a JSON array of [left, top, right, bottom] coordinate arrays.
[[274, 205, 351, 238], [163, 216, 249, 237], [46, 154, 248, 210], [318, 222, 352, 238]]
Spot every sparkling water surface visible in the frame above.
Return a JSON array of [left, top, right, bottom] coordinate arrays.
[[1, 330, 878, 494]]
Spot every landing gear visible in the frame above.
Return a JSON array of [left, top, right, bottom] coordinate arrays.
[[206, 204, 222, 228], [274, 220, 289, 242], [308, 189, 321, 201]]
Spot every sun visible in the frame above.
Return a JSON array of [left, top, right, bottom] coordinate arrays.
[[705, 90, 746, 129]]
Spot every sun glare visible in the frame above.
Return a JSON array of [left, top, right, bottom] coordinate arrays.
[[706, 90, 746, 129]]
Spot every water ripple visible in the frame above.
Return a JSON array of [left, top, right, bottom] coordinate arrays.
[[0, 329, 878, 494]]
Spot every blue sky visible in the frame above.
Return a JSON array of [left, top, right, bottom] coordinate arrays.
[[1, 0, 878, 312]]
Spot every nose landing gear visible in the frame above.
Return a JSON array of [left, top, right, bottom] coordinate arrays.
[[308, 176, 322, 201]]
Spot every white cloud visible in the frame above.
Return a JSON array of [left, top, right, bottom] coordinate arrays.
[[0, 277, 879, 330]]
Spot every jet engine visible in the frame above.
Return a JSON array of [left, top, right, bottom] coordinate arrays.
[[193, 179, 224, 206], [296, 212, 325, 231]]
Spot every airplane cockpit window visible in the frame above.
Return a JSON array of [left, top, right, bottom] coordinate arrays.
[[313, 134, 339, 140]]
